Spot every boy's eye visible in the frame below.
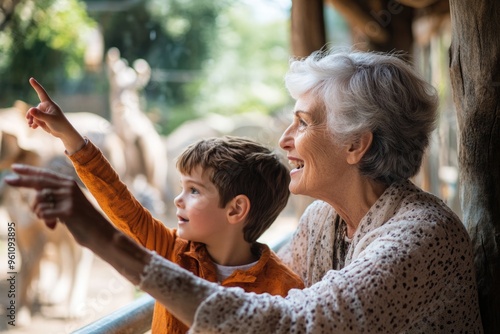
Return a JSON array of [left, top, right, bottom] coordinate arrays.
[[190, 187, 199, 194]]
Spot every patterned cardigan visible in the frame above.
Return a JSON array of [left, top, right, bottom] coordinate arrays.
[[187, 180, 483, 333]]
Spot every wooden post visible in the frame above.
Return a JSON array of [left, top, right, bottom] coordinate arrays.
[[291, 0, 326, 57], [448, 1, 500, 332]]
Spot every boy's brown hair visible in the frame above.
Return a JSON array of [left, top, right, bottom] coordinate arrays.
[[176, 136, 290, 243]]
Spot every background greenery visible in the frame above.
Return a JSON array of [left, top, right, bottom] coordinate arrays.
[[0, 0, 293, 135]]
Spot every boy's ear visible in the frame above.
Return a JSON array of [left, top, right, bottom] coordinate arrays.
[[346, 131, 373, 165], [226, 194, 250, 225]]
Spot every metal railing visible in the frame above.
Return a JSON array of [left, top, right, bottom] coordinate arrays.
[[72, 294, 155, 334], [72, 233, 292, 334]]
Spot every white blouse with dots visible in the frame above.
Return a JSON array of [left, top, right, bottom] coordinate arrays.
[[139, 180, 483, 333]]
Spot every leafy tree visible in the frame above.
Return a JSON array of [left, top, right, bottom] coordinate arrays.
[[1, 0, 292, 135], [191, 3, 291, 118], [92, 0, 291, 135], [93, 0, 229, 134], [0, 0, 96, 105]]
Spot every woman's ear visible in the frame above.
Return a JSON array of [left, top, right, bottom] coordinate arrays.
[[346, 132, 373, 165], [226, 195, 251, 225]]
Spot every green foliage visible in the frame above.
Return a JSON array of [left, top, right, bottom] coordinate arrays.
[[190, 3, 291, 119], [0, 0, 96, 105], [93, 0, 290, 135], [0, 0, 292, 136], [91, 0, 231, 134]]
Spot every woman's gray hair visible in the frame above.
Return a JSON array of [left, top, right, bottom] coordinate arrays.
[[285, 48, 438, 184]]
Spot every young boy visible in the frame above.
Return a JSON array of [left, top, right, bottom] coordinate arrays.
[[26, 78, 304, 333]]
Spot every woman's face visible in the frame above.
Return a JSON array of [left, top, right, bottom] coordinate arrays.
[[279, 95, 348, 199]]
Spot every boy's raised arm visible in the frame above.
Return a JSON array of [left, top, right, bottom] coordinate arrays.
[[28, 78, 86, 155]]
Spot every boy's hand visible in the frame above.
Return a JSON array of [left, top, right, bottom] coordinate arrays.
[[28, 77, 69, 136], [28, 78, 86, 154]]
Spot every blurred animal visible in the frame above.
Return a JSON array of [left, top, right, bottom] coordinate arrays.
[[106, 47, 168, 210], [0, 101, 126, 321]]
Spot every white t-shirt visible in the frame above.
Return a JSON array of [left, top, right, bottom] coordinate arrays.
[[215, 261, 259, 283]]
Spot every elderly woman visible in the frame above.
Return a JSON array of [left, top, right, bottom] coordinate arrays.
[[5, 49, 482, 333]]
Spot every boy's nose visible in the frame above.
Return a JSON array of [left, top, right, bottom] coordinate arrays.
[[174, 194, 183, 208]]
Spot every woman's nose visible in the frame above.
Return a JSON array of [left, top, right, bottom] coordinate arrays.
[[279, 124, 294, 151]]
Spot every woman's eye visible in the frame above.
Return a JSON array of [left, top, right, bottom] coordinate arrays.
[[298, 118, 308, 127]]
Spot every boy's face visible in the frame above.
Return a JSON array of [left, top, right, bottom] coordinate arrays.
[[174, 166, 229, 244]]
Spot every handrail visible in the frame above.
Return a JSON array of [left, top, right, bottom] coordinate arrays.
[[72, 233, 293, 334], [71, 294, 154, 334]]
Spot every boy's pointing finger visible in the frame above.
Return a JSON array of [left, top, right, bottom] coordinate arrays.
[[29, 77, 52, 102]]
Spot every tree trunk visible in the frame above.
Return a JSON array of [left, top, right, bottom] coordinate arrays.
[[291, 0, 326, 57], [448, 1, 500, 332]]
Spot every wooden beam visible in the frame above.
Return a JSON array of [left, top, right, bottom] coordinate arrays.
[[327, 0, 389, 44], [396, 0, 440, 9], [291, 0, 326, 57], [325, 0, 414, 55]]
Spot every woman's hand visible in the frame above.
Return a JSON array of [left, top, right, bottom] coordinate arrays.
[[4, 164, 111, 247], [27, 78, 86, 154], [4, 163, 153, 285]]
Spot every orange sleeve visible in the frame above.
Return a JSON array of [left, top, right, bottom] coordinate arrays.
[[68, 139, 174, 257], [266, 252, 304, 296]]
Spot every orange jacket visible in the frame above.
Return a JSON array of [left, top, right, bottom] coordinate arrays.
[[69, 140, 304, 334]]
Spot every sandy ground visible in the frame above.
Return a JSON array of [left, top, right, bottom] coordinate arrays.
[[0, 255, 138, 334], [0, 214, 299, 334]]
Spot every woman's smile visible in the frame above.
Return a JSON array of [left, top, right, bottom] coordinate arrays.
[[288, 158, 304, 175]]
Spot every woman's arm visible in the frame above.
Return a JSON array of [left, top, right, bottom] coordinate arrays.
[[1, 164, 409, 333], [3, 166, 367, 331], [68, 140, 172, 251], [3, 164, 210, 325]]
